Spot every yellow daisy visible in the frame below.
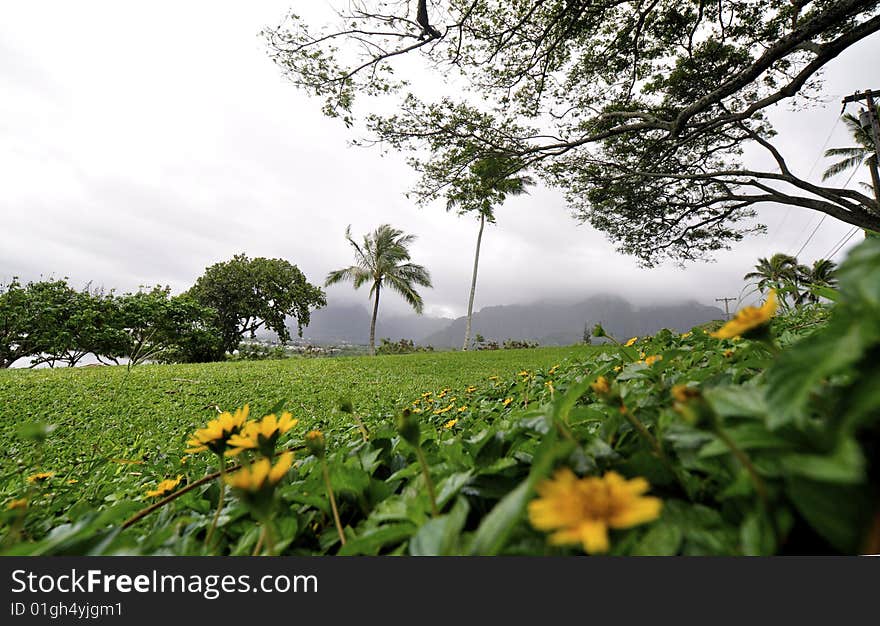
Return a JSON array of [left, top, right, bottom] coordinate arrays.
[[145, 475, 183, 498], [225, 412, 298, 456], [27, 471, 54, 484], [528, 469, 662, 554], [186, 405, 250, 455], [224, 452, 293, 493], [590, 376, 610, 395]]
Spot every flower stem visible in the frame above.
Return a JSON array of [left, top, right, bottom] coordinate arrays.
[[353, 414, 370, 442], [261, 518, 278, 556], [205, 461, 226, 548], [322, 460, 346, 546], [620, 406, 662, 455], [415, 446, 439, 517], [253, 525, 265, 556], [713, 426, 769, 506]]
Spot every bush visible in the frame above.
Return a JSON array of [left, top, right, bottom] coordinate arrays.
[[376, 338, 434, 355], [229, 343, 289, 361]]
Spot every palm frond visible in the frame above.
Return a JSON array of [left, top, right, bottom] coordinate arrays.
[[385, 273, 425, 314], [325, 266, 370, 289]]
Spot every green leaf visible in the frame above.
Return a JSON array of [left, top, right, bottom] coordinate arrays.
[[337, 523, 416, 556], [779, 438, 865, 484], [632, 523, 682, 556], [740, 510, 776, 556], [765, 316, 867, 429], [785, 478, 873, 553], [329, 464, 371, 496], [809, 285, 839, 302], [698, 424, 794, 458], [703, 385, 766, 419], [836, 237, 880, 308], [553, 376, 593, 423], [408, 497, 470, 556], [467, 479, 530, 556], [436, 471, 474, 509], [467, 429, 570, 556]]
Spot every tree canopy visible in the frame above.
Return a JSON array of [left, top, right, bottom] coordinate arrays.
[[266, 0, 880, 265], [187, 254, 326, 353]]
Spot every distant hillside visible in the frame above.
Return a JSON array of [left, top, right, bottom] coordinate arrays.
[[421, 295, 724, 347], [290, 296, 723, 348], [295, 303, 452, 345]]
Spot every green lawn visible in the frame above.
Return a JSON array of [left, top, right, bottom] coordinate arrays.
[[0, 346, 605, 492]]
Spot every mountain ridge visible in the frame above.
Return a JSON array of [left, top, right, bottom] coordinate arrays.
[[292, 295, 723, 347]]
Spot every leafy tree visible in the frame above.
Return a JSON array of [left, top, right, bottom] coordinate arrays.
[[326, 225, 432, 356], [266, 1, 880, 266], [14, 282, 129, 368], [744, 253, 801, 309], [39, 287, 125, 368], [188, 254, 326, 354], [795, 258, 838, 305], [822, 105, 880, 203], [441, 154, 534, 350], [115, 287, 225, 367], [0, 278, 31, 368]]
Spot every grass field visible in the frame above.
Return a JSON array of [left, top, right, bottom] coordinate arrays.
[[0, 346, 606, 529]]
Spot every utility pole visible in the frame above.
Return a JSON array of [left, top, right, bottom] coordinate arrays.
[[715, 297, 736, 320], [841, 90, 880, 212]]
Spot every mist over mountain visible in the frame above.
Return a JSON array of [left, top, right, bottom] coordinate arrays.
[[296, 303, 452, 345], [421, 295, 722, 347], [291, 295, 723, 347]]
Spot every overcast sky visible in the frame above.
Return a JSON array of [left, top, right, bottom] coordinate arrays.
[[1, 2, 878, 319]]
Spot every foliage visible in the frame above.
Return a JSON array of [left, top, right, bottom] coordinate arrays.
[[795, 259, 838, 306], [744, 253, 838, 309], [265, 1, 880, 265], [325, 225, 432, 356], [376, 338, 434, 356], [229, 343, 290, 362], [822, 105, 880, 184], [0, 279, 225, 369], [0, 279, 124, 368], [0, 279, 30, 368], [474, 337, 539, 350], [3, 238, 880, 555], [188, 254, 326, 354], [115, 287, 225, 366]]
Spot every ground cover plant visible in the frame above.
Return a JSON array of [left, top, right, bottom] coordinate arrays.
[[1, 238, 878, 555]]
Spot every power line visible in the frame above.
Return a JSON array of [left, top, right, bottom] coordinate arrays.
[[794, 214, 827, 258], [770, 115, 840, 254], [789, 159, 862, 258], [827, 228, 860, 259], [788, 213, 822, 256], [821, 226, 858, 259], [804, 115, 842, 181]]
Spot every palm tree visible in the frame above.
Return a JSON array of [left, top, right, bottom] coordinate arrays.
[[743, 253, 800, 309], [822, 106, 879, 204], [795, 259, 838, 305], [325, 225, 432, 356], [445, 156, 534, 350]]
